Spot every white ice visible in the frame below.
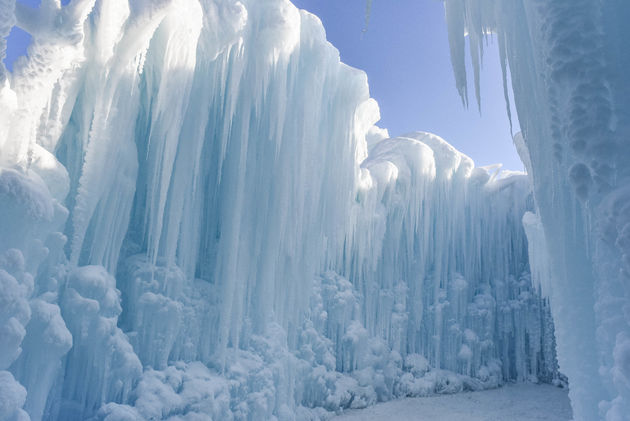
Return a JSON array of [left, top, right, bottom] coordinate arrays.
[[0, 0, 606, 420]]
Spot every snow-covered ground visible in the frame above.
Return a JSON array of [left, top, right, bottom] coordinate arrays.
[[334, 384, 572, 421]]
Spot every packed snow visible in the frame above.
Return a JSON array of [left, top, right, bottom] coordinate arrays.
[[333, 383, 572, 421], [0, 0, 627, 420]]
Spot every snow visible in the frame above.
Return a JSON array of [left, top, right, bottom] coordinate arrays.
[[0, 0, 15, 84], [0, 371, 29, 421], [333, 383, 572, 421]]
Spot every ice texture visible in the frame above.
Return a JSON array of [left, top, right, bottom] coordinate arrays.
[[443, 0, 630, 419], [0, 0, 559, 420]]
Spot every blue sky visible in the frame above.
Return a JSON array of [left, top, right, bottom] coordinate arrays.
[[3, 0, 46, 73], [292, 0, 522, 170], [3, 0, 522, 169]]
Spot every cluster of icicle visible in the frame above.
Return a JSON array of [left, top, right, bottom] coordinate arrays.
[[443, 0, 630, 419], [0, 0, 557, 420]]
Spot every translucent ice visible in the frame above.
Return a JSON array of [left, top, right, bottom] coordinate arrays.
[[444, 0, 630, 418], [0, 1, 559, 420]]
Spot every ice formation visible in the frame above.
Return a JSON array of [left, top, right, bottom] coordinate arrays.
[[443, 0, 630, 419], [0, 0, 562, 420]]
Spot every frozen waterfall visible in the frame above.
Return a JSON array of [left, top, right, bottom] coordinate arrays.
[[0, 0, 565, 420]]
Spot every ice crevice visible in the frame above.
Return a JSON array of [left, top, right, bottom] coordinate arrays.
[[0, 0, 579, 420]]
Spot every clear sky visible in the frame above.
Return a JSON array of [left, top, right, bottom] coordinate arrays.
[[3, 0, 43, 72], [292, 0, 523, 170], [3, 0, 522, 169]]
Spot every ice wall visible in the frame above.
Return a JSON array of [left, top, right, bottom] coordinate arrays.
[[1, 0, 556, 420], [443, 0, 630, 419]]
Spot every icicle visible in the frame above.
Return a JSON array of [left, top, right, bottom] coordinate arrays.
[[466, 0, 483, 112], [363, 0, 372, 34], [444, 0, 468, 107], [497, 30, 513, 135], [468, 32, 481, 112]]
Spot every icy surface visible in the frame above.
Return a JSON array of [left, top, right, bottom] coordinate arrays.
[[443, 0, 630, 419], [0, 0, 560, 420], [333, 383, 572, 421]]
